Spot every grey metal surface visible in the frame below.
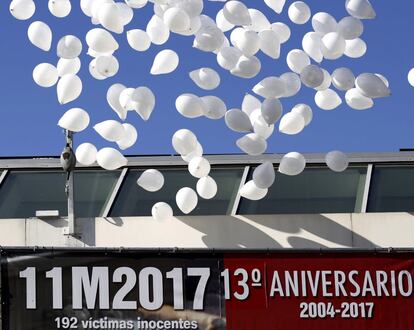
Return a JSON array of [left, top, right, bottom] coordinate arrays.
[[361, 164, 373, 213], [0, 170, 8, 187], [0, 152, 413, 169], [102, 168, 128, 217], [230, 166, 250, 216]]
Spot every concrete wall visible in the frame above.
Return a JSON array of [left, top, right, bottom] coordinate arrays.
[[0, 212, 413, 249]]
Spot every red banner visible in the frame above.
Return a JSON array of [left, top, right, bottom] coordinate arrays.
[[224, 253, 414, 330]]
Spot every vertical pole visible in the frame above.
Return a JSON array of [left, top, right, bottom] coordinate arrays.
[[66, 130, 76, 236]]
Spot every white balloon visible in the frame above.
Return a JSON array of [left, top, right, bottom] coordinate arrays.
[[200, 96, 227, 119], [182, 141, 203, 163], [300, 64, 324, 88], [338, 16, 363, 40], [188, 157, 210, 178], [80, 0, 94, 16], [146, 15, 170, 45], [236, 133, 267, 155], [10, 0, 35, 20], [91, 0, 113, 23], [107, 83, 127, 120], [345, 0, 376, 19], [94, 120, 125, 142], [230, 55, 261, 79], [375, 74, 389, 88], [176, 187, 198, 214], [246, 8, 271, 32], [196, 176, 217, 199], [302, 32, 323, 63], [57, 35, 82, 59], [86, 28, 119, 53], [194, 25, 225, 52], [345, 88, 374, 110], [96, 148, 128, 170], [239, 180, 267, 200], [119, 88, 136, 110], [280, 72, 301, 98], [164, 7, 190, 33], [321, 32, 346, 60], [242, 93, 261, 117], [57, 74, 82, 105], [137, 169, 164, 192], [172, 129, 198, 155], [264, 0, 286, 14], [291, 104, 313, 126], [151, 49, 179, 75], [288, 1, 311, 25], [279, 112, 305, 135], [312, 12, 337, 35], [95, 55, 119, 78], [189, 68, 220, 90], [33, 63, 58, 88], [259, 29, 280, 59], [261, 98, 283, 125], [223, 0, 251, 26], [89, 59, 106, 80], [225, 109, 253, 132], [48, 0, 71, 18], [151, 202, 173, 221], [234, 30, 260, 57], [58, 108, 90, 132], [28, 21, 52, 51], [57, 57, 81, 77], [125, 0, 148, 9], [279, 152, 306, 176], [325, 151, 349, 172], [87, 47, 114, 58], [168, 0, 203, 18], [270, 22, 291, 43], [98, 3, 124, 34], [253, 162, 275, 189], [344, 38, 366, 58], [408, 69, 414, 87], [332, 67, 355, 91], [315, 89, 342, 110], [175, 94, 205, 119], [116, 2, 134, 26], [217, 46, 242, 70], [250, 109, 274, 139], [126, 29, 151, 51], [116, 123, 137, 150], [355, 73, 391, 98], [216, 9, 235, 32], [76, 143, 97, 166], [286, 49, 310, 74], [315, 68, 332, 91], [253, 77, 286, 99], [131, 87, 156, 121]]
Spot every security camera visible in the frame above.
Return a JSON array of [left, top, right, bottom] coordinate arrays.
[[60, 144, 76, 173]]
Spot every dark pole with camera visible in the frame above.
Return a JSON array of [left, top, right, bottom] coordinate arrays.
[[60, 129, 77, 236]]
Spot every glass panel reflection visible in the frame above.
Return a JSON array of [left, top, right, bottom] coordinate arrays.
[[238, 166, 367, 214], [110, 167, 244, 216]]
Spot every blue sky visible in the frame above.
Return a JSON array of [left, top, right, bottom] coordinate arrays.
[[0, 0, 413, 156]]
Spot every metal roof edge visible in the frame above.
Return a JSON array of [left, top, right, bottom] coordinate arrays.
[[0, 152, 413, 169]]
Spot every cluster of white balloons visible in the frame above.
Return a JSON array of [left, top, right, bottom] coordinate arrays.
[[107, 84, 156, 121], [10, 0, 390, 218]]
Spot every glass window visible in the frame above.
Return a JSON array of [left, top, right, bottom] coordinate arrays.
[[367, 165, 414, 212], [110, 167, 244, 216], [238, 166, 367, 214], [74, 170, 120, 217], [0, 170, 120, 218], [0, 171, 67, 218]]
